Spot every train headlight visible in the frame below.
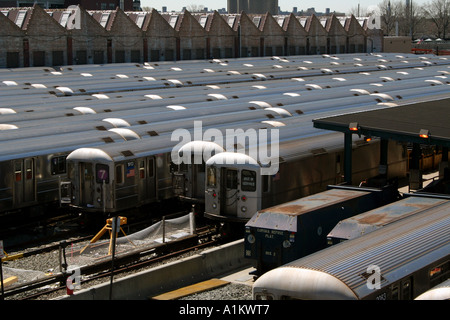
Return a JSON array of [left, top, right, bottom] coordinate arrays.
[[97, 197, 101, 203], [212, 203, 217, 209], [283, 240, 291, 248], [241, 195, 247, 201], [241, 206, 247, 212], [247, 234, 256, 244]]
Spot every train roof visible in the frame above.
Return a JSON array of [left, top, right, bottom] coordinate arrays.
[[253, 200, 450, 299], [327, 195, 450, 241], [246, 187, 374, 232], [2, 53, 450, 164]]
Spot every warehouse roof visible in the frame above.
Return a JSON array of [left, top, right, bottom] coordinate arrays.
[[313, 97, 450, 148]]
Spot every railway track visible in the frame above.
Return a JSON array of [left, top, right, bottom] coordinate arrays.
[[2, 223, 222, 300]]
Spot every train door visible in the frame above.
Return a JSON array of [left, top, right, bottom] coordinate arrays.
[[138, 157, 156, 203], [192, 163, 206, 199], [14, 158, 36, 206], [147, 158, 156, 200], [221, 168, 238, 216], [79, 162, 94, 206], [138, 159, 147, 204]]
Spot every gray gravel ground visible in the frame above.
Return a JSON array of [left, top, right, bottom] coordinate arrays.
[[179, 283, 252, 300], [3, 242, 253, 300]]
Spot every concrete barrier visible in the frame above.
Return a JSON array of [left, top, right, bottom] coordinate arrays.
[[56, 239, 249, 300]]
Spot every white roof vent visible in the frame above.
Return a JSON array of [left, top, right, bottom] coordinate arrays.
[[0, 108, 16, 114], [167, 105, 186, 110], [102, 118, 131, 127], [265, 107, 292, 117], [92, 94, 109, 99], [249, 101, 272, 108], [73, 107, 97, 114], [0, 124, 18, 130], [207, 93, 228, 100], [145, 94, 163, 99], [56, 86, 74, 95], [2, 81, 18, 86], [31, 83, 46, 88], [108, 128, 140, 140], [261, 120, 286, 127]]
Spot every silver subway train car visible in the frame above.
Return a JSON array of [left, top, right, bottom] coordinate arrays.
[[204, 132, 408, 223], [253, 199, 450, 300]]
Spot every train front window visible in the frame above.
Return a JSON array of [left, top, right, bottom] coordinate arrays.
[[226, 170, 238, 189], [241, 170, 256, 191], [207, 166, 216, 187], [51, 156, 66, 175]]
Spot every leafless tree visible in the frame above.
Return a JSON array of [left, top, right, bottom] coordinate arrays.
[[187, 4, 206, 12], [378, 0, 398, 35], [377, 0, 424, 38], [422, 0, 450, 38]]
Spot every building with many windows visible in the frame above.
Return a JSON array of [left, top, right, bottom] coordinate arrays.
[[0, 4, 380, 68], [228, 0, 278, 14]]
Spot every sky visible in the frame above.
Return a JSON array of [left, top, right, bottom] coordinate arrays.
[[140, 0, 429, 15]]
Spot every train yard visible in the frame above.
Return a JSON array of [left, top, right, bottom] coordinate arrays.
[[1, 53, 450, 301]]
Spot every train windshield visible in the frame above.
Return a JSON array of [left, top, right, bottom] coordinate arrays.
[[241, 170, 256, 191], [207, 166, 216, 187]]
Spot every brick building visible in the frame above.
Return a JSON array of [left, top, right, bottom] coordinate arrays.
[[0, 4, 379, 68], [0, 1, 140, 10]]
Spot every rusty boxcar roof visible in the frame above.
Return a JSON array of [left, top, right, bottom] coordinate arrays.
[[246, 187, 372, 232], [328, 195, 450, 241]]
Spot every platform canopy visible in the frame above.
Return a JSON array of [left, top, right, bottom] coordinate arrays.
[[313, 97, 450, 185], [313, 97, 450, 148]]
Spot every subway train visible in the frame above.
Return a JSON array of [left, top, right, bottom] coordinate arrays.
[[202, 123, 408, 224], [1, 53, 449, 216], [252, 199, 450, 300], [61, 118, 301, 213]]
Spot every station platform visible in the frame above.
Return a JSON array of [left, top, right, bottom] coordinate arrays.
[[151, 266, 255, 300]]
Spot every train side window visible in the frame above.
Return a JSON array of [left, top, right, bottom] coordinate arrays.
[[148, 159, 154, 178], [139, 160, 145, 179], [15, 162, 22, 182], [391, 286, 399, 300], [241, 170, 256, 191], [207, 167, 216, 187], [226, 170, 238, 189], [116, 165, 124, 184], [25, 159, 33, 180], [51, 156, 66, 175], [429, 261, 449, 286], [402, 280, 411, 300]]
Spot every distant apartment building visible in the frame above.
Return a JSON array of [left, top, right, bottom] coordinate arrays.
[[228, 0, 278, 15]]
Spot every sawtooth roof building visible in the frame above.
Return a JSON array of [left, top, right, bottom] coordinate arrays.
[[0, 4, 382, 68]]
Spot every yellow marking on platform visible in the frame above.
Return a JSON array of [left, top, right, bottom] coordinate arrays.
[[2, 276, 18, 288], [151, 279, 230, 300]]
